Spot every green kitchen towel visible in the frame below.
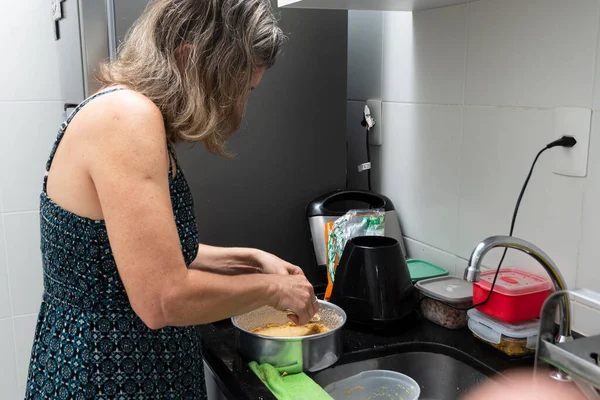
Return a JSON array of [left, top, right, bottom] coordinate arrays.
[[248, 362, 333, 400]]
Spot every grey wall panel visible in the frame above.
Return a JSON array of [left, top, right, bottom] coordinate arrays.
[[346, 101, 369, 191], [177, 8, 348, 282], [79, 0, 111, 96], [113, 0, 150, 46], [57, 0, 86, 105]]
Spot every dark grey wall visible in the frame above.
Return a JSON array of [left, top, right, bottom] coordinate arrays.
[[346, 101, 370, 191], [177, 8, 348, 283]]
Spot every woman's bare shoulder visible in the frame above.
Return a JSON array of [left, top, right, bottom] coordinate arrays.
[[72, 89, 167, 152], [62, 89, 170, 178], [90, 89, 163, 130]]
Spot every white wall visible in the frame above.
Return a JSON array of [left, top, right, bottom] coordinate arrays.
[[348, 0, 600, 334], [0, 0, 63, 398]]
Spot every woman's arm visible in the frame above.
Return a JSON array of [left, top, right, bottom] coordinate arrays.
[[190, 244, 304, 276], [86, 92, 317, 329]]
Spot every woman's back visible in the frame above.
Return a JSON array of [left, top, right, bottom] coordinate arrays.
[[26, 88, 205, 399]]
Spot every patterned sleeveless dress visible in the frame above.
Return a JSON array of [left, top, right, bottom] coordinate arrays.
[[25, 88, 207, 400]]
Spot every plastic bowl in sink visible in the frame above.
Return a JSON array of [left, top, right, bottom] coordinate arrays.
[[323, 369, 420, 400]]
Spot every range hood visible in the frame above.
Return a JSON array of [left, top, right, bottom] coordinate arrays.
[[278, 0, 467, 11]]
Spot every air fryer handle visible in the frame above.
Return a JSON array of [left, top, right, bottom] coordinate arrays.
[[321, 190, 388, 209], [306, 189, 396, 218]]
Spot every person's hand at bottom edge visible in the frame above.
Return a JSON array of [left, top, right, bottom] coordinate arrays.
[[462, 369, 588, 400]]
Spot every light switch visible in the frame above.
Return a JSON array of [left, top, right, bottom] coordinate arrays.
[[553, 107, 592, 177]]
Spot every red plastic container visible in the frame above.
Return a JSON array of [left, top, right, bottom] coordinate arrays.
[[473, 268, 552, 323]]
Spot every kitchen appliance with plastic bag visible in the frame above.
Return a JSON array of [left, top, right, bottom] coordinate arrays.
[[306, 190, 406, 286]]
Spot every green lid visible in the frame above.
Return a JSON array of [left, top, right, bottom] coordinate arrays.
[[407, 259, 449, 283]]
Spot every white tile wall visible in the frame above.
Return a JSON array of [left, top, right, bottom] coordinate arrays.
[[349, 0, 600, 334], [0, 218, 11, 319], [465, 0, 599, 108], [0, 0, 61, 102], [13, 314, 37, 396], [3, 212, 43, 317], [0, 102, 63, 213], [0, 319, 19, 400], [382, 5, 467, 104], [380, 102, 463, 253], [594, 39, 600, 110], [572, 300, 600, 337], [404, 237, 457, 276], [458, 107, 583, 287], [577, 113, 600, 294], [0, 2, 59, 396]]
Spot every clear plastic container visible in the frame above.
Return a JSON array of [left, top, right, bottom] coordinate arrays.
[[473, 268, 552, 323], [323, 370, 420, 400], [416, 277, 473, 329], [467, 308, 539, 357]]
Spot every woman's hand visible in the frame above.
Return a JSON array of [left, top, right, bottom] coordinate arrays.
[[269, 274, 318, 325], [255, 251, 304, 276]]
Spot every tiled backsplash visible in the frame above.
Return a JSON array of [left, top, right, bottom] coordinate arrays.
[[0, 0, 62, 397], [348, 0, 600, 333]]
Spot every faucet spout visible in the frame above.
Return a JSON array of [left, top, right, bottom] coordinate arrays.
[[464, 235, 571, 339]]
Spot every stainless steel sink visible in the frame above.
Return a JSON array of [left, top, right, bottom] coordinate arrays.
[[311, 343, 499, 400]]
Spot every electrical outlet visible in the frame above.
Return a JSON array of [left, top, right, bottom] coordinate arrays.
[[366, 99, 382, 146], [553, 107, 592, 177]]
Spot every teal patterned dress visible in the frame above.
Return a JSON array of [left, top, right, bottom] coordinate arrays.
[[25, 88, 207, 399]]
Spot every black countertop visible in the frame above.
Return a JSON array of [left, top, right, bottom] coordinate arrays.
[[197, 314, 534, 400]]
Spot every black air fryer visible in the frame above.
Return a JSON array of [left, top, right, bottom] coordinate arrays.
[[329, 236, 417, 329]]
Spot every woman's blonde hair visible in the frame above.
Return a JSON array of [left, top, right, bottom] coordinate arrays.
[[98, 0, 284, 154]]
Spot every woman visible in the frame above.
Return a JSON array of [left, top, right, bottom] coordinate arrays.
[[25, 0, 317, 398]]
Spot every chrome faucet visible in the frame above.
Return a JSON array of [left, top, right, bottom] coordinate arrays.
[[463, 235, 571, 340]]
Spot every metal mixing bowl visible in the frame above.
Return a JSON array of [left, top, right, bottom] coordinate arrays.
[[231, 300, 347, 373]]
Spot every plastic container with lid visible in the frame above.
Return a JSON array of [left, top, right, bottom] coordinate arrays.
[[473, 268, 552, 323], [415, 276, 473, 329], [407, 259, 449, 283], [323, 370, 420, 400], [467, 308, 539, 357]]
